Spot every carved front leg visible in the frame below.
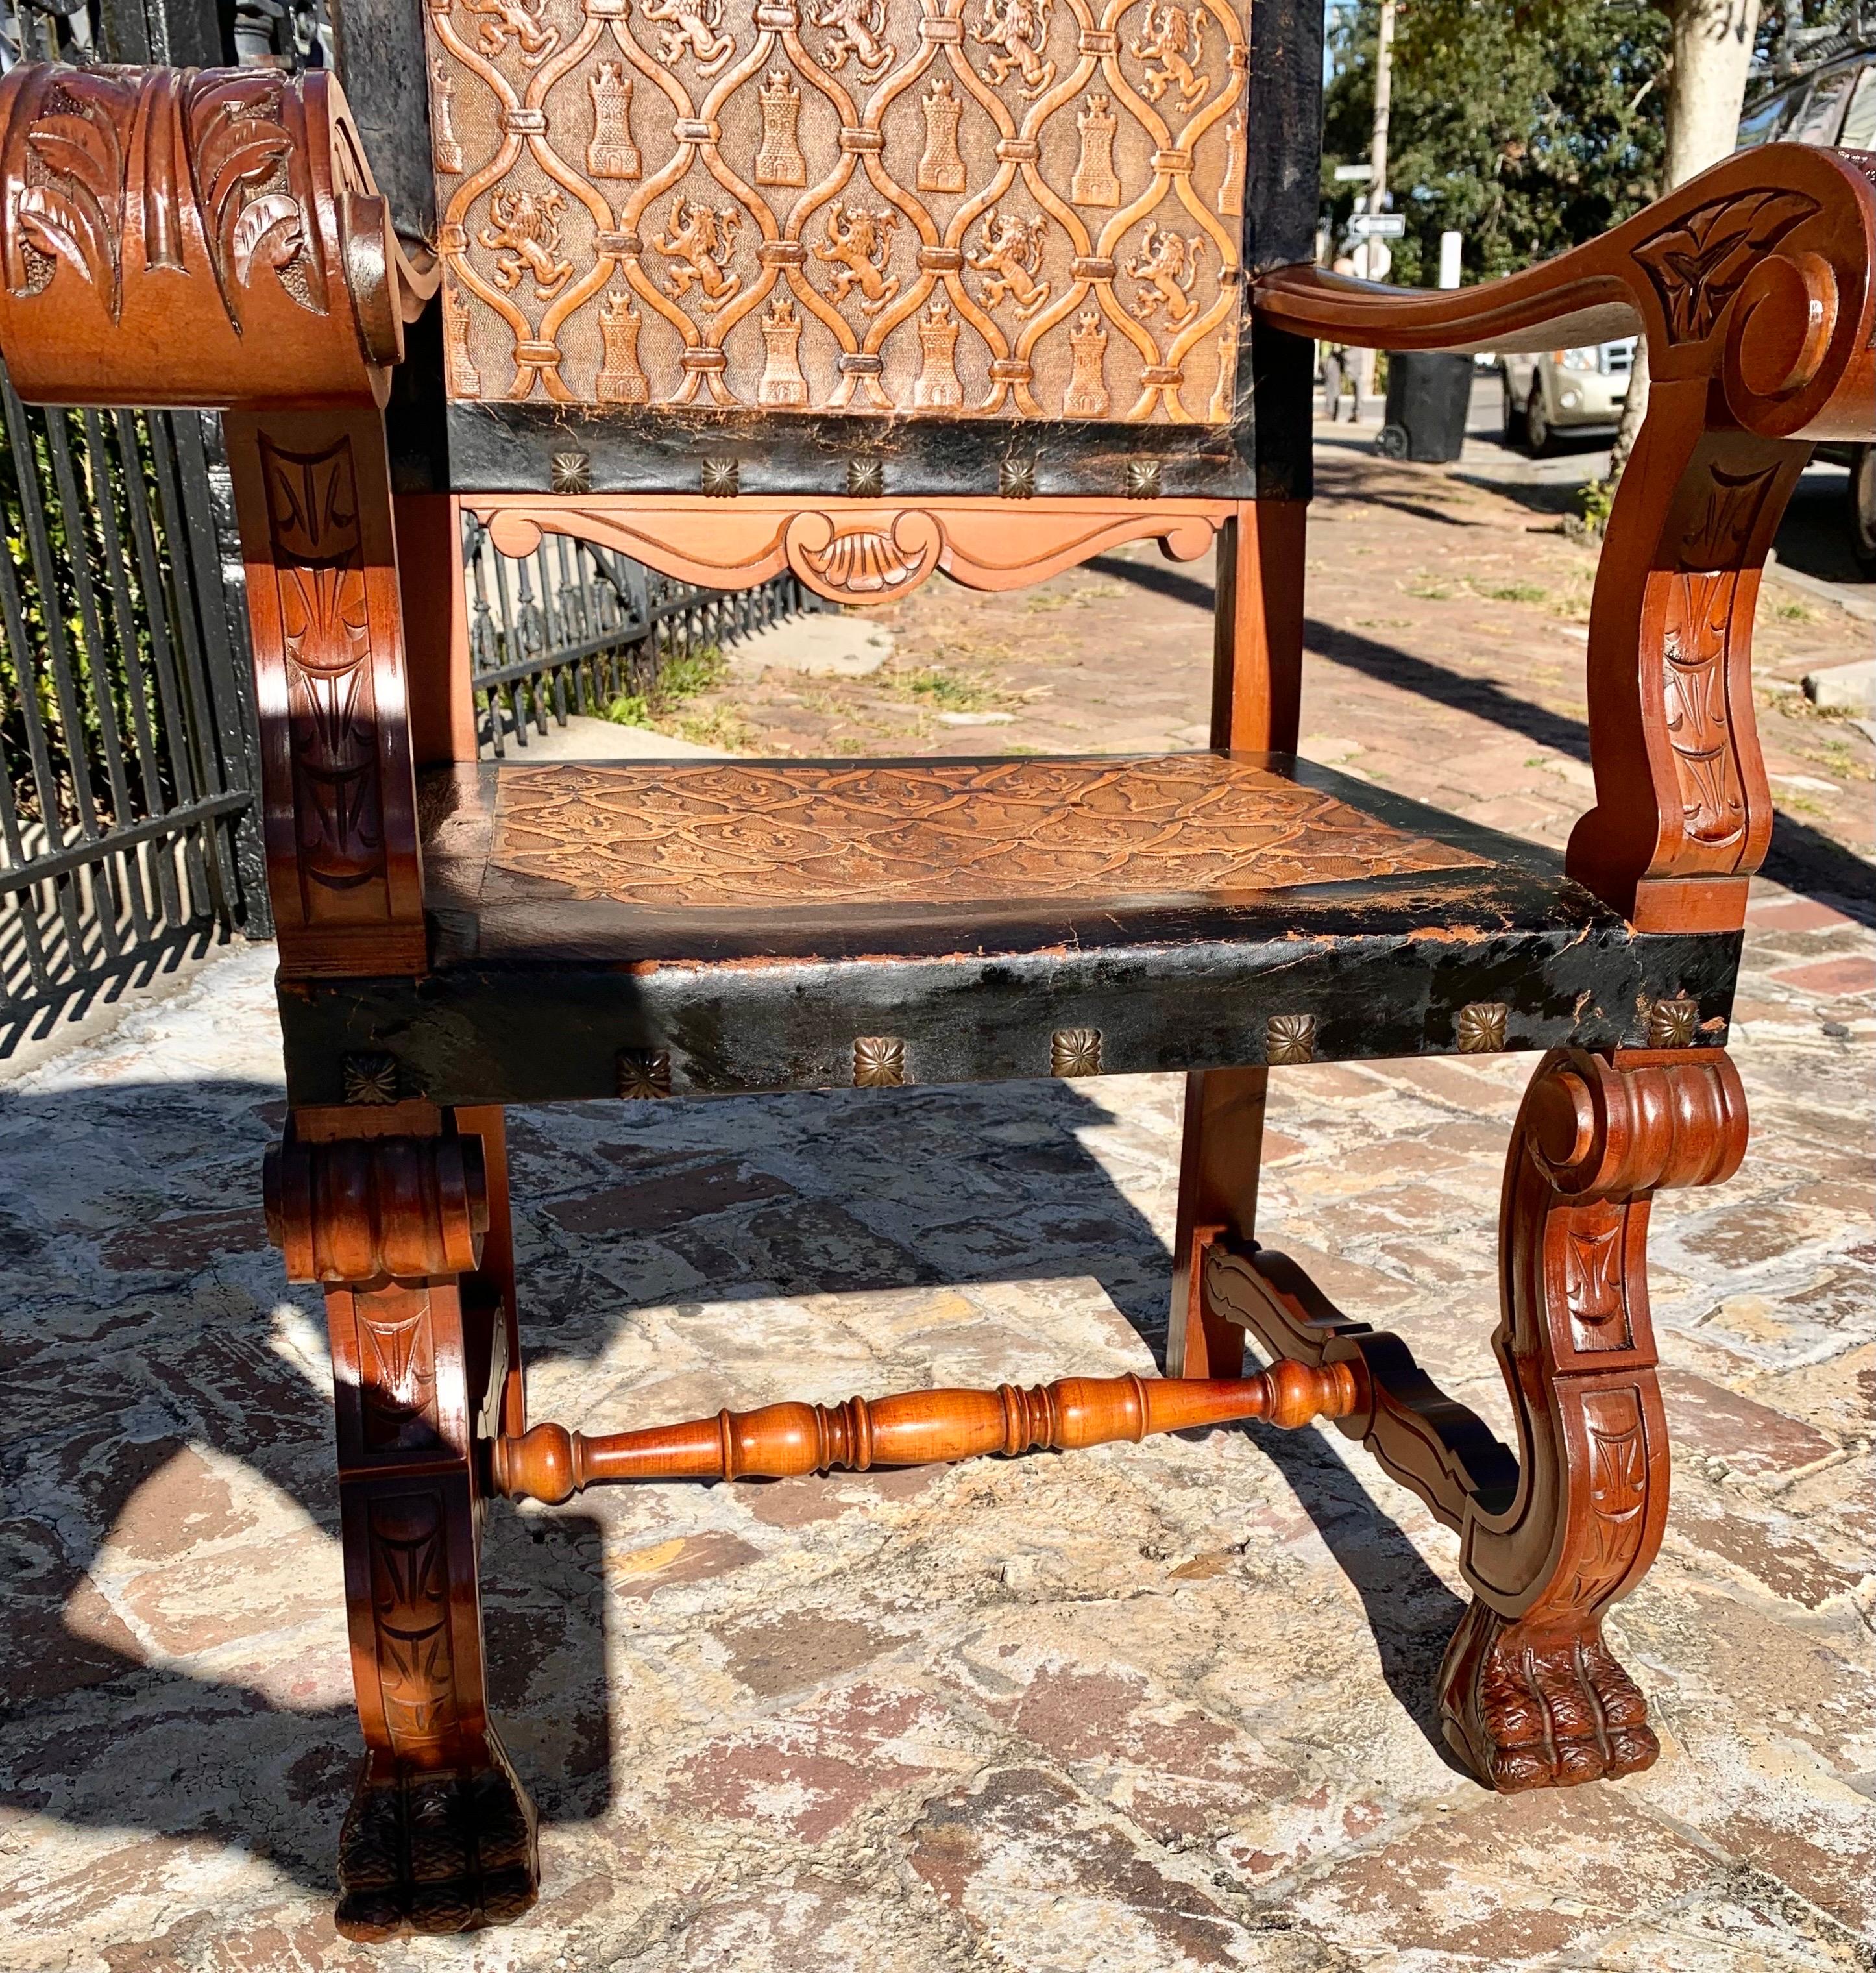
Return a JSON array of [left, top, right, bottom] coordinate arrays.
[[1443, 1047, 1748, 1791], [265, 1123, 539, 1939], [1202, 1046, 1748, 1793]]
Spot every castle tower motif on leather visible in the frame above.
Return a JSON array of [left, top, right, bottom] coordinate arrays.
[[914, 295, 964, 408], [596, 289, 650, 403], [1071, 93, 1121, 207], [265, 1122, 539, 1940], [758, 297, 810, 406], [1219, 108, 1245, 216], [587, 62, 640, 180], [443, 283, 481, 396], [756, 68, 806, 186], [917, 74, 966, 193], [430, 57, 462, 173], [1065, 308, 1110, 416]]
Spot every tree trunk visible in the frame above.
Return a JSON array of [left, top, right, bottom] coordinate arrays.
[[1606, 0, 1760, 484]]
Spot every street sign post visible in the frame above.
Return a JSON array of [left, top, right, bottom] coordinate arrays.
[[1350, 241, 1393, 282], [1348, 212, 1406, 238]]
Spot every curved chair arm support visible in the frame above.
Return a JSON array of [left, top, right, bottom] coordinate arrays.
[[0, 62, 437, 411], [1254, 145, 1876, 932]]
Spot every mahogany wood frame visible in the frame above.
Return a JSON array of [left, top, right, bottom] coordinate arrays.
[[3, 49, 1871, 1940]]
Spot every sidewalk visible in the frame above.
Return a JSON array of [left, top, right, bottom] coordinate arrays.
[[0, 425, 1871, 1972]]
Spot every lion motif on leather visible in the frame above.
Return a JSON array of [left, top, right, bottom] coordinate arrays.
[[814, 202, 901, 315], [1127, 221, 1205, 326], [478, 189, 573, 300], [463, 0, 559, 67], [640, 0, 736, 77], [968, 209, 1052, 319], [1130, 2, 1210, 108], [807, 0, 896, 79], [972, 0, 1057, 101], [653, 195, 743, 313]]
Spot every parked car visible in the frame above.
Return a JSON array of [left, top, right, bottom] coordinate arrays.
[[1851, 446, 1876, 575], [1738, 35, 1876, 572], [1501, 341, 1635, 454]]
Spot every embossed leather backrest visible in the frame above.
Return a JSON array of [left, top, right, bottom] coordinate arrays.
[[341, 0, 1323, 496]]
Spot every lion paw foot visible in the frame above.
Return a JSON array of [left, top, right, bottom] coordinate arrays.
[[1439, 1600, 1659, 1793], [334, 1735, 538, 1940]]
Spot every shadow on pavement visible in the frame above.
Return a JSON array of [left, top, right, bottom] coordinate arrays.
[[1084, 554, 1876, 927], [1302, 618, 1876, 925], [1773, 464, 1871, 591], [0, 1071, 1477, 1893]]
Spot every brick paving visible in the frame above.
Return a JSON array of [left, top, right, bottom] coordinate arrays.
[[1, 425, 1871, 1971]]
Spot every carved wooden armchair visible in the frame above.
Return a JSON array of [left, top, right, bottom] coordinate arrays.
[[1, 3, 1869, 1937]]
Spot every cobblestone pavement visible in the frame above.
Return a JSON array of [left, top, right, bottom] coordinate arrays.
[[1, 428, 1872, 1972]]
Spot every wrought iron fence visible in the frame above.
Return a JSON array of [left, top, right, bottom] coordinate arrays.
[[0, 0, 813, 1042], [465, 515, 816, 757], [1, 377, 268, 1031]]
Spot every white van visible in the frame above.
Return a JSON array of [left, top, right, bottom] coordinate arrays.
[[1501, 341, 1636, 454]]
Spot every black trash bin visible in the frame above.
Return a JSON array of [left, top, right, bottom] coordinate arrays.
[[1375, 351, 1475, 464]]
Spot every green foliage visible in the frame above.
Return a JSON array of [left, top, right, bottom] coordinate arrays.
[[1574, 476, 1616, 535], [903, 666, 997, 711], [657, 643, 728, 700], [599, 690, 653, 727], [1322, 0, 1669, 284], [600, 642, 726, 726], [3, 402, 179, 831]]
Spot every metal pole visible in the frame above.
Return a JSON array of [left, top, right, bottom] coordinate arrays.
[[1355, 0, 1395, 420]]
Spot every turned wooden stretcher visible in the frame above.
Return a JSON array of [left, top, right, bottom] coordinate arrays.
[[1, 3, 1869, 1937]]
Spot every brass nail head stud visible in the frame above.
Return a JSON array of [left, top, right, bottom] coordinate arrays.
[[853, 1036, 907, 1087], [1051, 1028, 1102, 1077], [1456, 1001, 1510, 1054], [342, 1053, 400, 1105], [616, 1048, 672, 1099], [1266, 1013, 1316, 1065]]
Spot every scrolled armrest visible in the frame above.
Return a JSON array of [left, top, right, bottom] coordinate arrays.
[[1255, 143, 1875, 445], [1256, 146, 1875, 935], [0, 63, 437, 411]]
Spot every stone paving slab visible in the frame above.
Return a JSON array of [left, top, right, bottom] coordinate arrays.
[[2, 429, 1873, 1973], [3, 909, 1870, 1972]]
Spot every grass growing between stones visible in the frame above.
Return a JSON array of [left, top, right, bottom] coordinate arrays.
[[598, 644, 757, 752]]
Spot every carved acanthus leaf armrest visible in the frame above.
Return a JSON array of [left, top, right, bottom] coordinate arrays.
[[0, 62, 437, 410], [1254, 145, 1876, 932], [0, 63, 443, 979]]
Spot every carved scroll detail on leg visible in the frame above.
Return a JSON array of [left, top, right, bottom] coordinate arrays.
[[1202, 1047, 1748, 1794], [278, 1114, 539, 1939], [1442, 1046, 1748, 1791], [265, 1133, 489, 1283]]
